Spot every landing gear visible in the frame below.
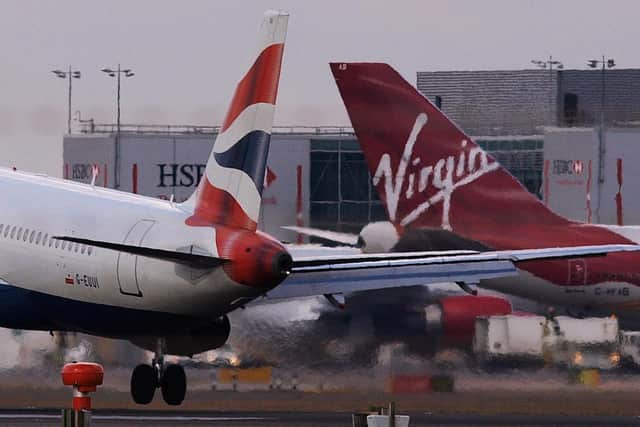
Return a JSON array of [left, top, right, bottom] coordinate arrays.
[[130, 339, 187, 405], [161, 364, 187, 405], [456, 281, 478, 296], [131, 364, 156, 404]]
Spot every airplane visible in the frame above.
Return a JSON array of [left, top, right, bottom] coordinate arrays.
[[287, 61, 640, 331], [3, 12, 627, 405]]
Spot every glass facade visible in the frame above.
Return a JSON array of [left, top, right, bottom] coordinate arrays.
[[310, 139, 386, 234]]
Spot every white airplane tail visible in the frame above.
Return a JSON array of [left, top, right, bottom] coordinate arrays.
[[185, 11, 288, 231]]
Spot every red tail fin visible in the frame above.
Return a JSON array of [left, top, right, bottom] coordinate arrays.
[[330, 63, 572, 248]]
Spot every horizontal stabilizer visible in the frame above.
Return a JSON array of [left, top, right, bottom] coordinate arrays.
[[282, 225, 360, 247], [54, 236, 226, 269]]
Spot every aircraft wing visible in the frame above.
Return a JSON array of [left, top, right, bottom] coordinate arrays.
[[267, 244, 639, 299]]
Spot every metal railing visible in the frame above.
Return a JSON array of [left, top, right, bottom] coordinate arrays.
[[79, 122, 355, 136]]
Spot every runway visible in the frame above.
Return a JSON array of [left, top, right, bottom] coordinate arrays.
[[3, 367, 640, 425], [1, 410, 639, 427]]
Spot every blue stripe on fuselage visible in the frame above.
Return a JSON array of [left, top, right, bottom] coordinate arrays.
[[0, 282, 204, 337], [213, 130, 270, 194]]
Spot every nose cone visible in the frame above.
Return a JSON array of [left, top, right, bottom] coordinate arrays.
[[216, 228, 293, 290]]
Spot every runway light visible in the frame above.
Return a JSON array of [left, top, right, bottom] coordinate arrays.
[[230, 355, 241, 367], [609, 352, 621, 366], [573, 351, 584, 365]]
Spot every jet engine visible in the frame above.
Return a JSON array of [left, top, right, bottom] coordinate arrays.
[[425, 295, 512, 346], [358, 222, 401, 252], [131, 315, 231, 357], [367, 293, 512, 353]]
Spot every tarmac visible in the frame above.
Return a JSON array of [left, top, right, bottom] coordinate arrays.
[[1, 410, 640, 426], [4, 363, 640, 425]]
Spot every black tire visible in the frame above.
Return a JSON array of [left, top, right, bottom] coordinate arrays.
[[131, 364, 156, 405], [161, 364, 186, 405]]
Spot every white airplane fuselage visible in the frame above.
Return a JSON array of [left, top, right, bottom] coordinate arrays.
[[0, 168, 264, 337]]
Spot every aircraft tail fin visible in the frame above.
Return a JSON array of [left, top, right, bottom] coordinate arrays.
[[186, 11, 288, 230], [329, 62, 571, 247]]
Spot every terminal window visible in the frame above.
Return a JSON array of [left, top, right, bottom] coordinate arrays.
[[310, 139, 386, 234]]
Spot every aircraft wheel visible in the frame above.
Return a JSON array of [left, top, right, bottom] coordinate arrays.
[[161, 364, 186, 406], [131, 364, 156, 404]]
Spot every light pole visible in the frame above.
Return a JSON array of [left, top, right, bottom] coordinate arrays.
[[52, 67, 81, 134], [101, 65, 135, 188], [587, 56, 615, 222], [588, 56, 615, 182], [531, 56, 563, 125]]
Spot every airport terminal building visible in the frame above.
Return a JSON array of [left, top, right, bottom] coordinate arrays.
[[63, 67, 640, 238], [417, 68, 640, 135], [417, 67, 640, 225], [63, 124, 543, 241]]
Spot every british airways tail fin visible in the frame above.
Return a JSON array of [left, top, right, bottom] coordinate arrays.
[[186, 11, 288, 230], [330, 63, 571, 247]]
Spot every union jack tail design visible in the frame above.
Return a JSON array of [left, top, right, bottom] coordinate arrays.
[[330, 63, 573, 248], [186, 11, 288, 230]]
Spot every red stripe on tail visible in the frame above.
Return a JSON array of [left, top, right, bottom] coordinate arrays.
[[221, 43, 284, 132]]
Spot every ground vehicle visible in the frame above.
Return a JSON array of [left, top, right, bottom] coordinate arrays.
[[619, 331, 640, 366], [473, 315, 620, 369]]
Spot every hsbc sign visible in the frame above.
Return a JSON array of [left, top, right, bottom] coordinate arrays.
[[157, 163, 277, 189], [72, 163, 94, 181], [158, 164, 206, 188], [552, 159, 584, 175]]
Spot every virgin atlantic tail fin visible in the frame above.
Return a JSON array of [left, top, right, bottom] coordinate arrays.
[[330, 63, 571, 248], [185, 11, 288, 231]]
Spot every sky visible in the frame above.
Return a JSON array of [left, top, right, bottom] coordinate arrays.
[[1, 0, 639, 176]]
